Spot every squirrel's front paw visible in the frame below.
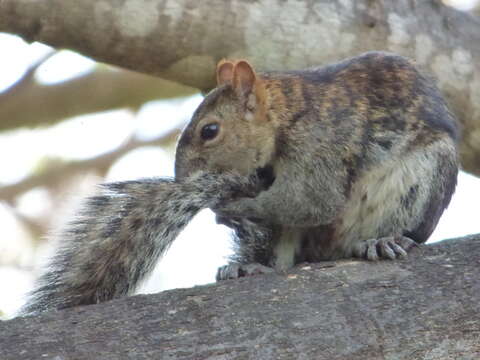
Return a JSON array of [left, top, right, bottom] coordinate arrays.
[[215, 197, 262, 220], [216, 263, 274, 281], [352, 236, 418, 261], [213, 172, 265, 200]]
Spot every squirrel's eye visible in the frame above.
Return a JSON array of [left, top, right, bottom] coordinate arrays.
[[200, 123, 219, 141]]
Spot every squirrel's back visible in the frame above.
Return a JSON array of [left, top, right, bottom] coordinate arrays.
[[261, 51, 457, 142], [255, 52, 457, 195]]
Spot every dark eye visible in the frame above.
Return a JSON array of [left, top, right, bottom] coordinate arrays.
[[200, 123, 219, 141]]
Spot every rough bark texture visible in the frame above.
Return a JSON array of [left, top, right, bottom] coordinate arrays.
[[0, 234, 479, 360], [1, 0, 479, 176]]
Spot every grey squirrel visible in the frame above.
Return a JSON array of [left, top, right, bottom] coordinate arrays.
[[21, 51, 458, 315]]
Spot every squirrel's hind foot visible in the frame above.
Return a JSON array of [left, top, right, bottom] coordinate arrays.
[[216, 263, 274, 281], [352, 236, 418, 261]]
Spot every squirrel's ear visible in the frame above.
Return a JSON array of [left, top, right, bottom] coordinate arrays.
[[233, 60, 256, 97], [216, 59, 235, 86]]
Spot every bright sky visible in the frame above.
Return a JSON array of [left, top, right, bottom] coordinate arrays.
[[1, 4, 480, 318]]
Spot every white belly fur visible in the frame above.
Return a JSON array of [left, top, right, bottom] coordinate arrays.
[[336, 147, 440, 255]]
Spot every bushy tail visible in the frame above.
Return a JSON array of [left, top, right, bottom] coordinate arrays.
[[20, 173, 261, 316]]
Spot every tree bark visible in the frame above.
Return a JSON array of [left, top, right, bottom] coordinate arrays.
[[0, 234, 479, 360], [1, 0, 480, 176]]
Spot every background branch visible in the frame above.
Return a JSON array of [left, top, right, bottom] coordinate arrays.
[[0, 128, 180, 203], [0, 66, 195, 132], [2, 50, 56, 96]]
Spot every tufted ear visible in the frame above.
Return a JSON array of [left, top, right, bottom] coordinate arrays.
[[216, 59, 235, 86], [232, 60, 256, 97]]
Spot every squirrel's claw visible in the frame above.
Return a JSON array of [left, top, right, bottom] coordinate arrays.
[[352, 236, 418, 261], [216, 263, 274, 281]]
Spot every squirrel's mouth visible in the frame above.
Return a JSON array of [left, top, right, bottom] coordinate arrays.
[[255, 164, 275, 190], [174, 157, 207, 182]]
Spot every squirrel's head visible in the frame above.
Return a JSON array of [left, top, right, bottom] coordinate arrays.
[[175, 60, 276, 181]]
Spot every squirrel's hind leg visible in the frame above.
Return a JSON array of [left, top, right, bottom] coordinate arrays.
[[335, 138, 457, 261], [215, 216, 276, 280], [216, 263, 274, 280]]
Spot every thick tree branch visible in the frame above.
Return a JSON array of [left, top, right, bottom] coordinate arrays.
[[1, 0, 480, 175], [0, 234, 479, 359], [0, 66, 195, 132]]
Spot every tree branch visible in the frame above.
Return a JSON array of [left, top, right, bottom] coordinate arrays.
[[0, 234, 479, 359], [0, 128, 180, 202], [2, 50, 56, 96], [1, 0, 479, 176], [0, 66, 195, 132]]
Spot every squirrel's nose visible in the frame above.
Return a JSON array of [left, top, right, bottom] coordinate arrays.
[[174, 154, 207, 182]]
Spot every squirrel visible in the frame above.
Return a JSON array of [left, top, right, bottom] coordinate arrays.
[[21, 51, 458, 315], [175, 51, 458, 279]]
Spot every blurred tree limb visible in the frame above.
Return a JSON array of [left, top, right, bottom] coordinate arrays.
[[0, 64, 195, 132], [0, 128, 180, 203]]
